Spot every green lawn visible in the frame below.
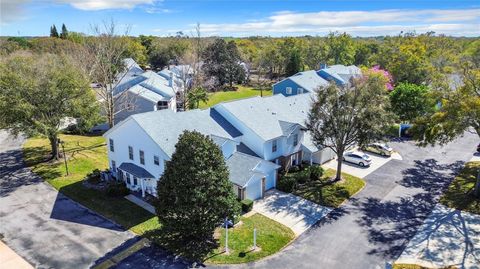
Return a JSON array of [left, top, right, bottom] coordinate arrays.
[[440, 161, 480, 215], [206, 213, 295, 264], [199, 85, 272, 109], [292, 168, 366, 208], [23, 135, 160, 235]]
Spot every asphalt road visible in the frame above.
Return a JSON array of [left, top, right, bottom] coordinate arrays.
[[114, 133, 479, 269], [0, 130, 134, 269]]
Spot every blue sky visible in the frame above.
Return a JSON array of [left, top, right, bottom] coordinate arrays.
[[1, 0, 479, 37]]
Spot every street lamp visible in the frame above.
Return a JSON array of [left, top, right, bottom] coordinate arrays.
[[57, 138, 69, 176]]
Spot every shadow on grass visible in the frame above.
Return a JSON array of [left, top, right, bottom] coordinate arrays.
[[53, 181, 154, 231], [142, 227, 215, 266]]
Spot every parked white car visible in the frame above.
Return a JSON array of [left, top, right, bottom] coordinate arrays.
[[343, 151, 372, 167]]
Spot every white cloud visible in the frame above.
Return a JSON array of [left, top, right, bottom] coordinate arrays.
[[196, 8, 480, 37], [145, 7, 173, 14], [57, 0, 156, 10]]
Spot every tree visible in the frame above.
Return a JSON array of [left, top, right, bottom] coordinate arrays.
[[325, 32, 356, 65], [285, 48, 302, 76], [307, 76, 394, 181], [86, 20, 129, 127], [187, 87, 208, 109], [0, 52, 100, 159], [202, 39, 245, 88], [50, 25, 59, 38], [155, 131, 240, 261], [60, 23, 68, 39], [389, 82, 433, 122]]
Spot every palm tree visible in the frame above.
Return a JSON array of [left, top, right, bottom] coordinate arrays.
[[187, 87, 209, 109]]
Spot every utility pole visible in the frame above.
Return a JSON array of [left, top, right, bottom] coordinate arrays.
[[58, 139, 69, 176], [225, 217, 229, 254]]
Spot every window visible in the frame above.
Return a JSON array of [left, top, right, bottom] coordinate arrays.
[[293, 134, 298, 146], [126, 173, 131, 184], [133, 177, 138, 185], [109, 139, 114, 152], [157, 101, 169, 110], [272, 140, 277, 152], [154, 155, 160, 165], [286, 87, 292, 94], [139, 150, 145, 165], [111, 160, 116, 172], [297, 88, 303, 94], [128, 146, 134, 160]]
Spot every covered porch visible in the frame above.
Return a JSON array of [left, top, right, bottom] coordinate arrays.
[[117, 162, 157, 197]]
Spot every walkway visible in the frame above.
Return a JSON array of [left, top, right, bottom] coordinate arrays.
[[125, 194, 156, 214]]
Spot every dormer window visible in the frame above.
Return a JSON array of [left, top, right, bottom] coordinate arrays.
[[157, 100, 169, 110]]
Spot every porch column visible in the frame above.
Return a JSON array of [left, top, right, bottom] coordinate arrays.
[[140, 178, 145, 197]]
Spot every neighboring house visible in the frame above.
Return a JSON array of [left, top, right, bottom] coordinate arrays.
[[213, 93, 335, 171], [273, 64, 362, 96], [103, 108, 280, 200], [113, 60, 177, 124]]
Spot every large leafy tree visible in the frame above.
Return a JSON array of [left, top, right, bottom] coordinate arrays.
[[390, 82, 434, 122], [155, 131, 240, 261], [307, 76, 394, 181], [203, 39, 245, 88], [0, 52, 100, 159], [325, 32, 356, 65]]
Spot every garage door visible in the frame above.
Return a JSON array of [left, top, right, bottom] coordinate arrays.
[[245, 177, 262, 200], [313, 148, 335, 164], [265, 171, 276, 190]]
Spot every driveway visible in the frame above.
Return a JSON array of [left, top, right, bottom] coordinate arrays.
[[396, 204, 480, 268], [0, 130, 135, 268], [253, 190, 332, 236], [113, 133, 478, 269], [323, 151, 402, 179]]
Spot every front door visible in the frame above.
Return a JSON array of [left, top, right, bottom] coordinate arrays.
[[261, 177, 266, 198]]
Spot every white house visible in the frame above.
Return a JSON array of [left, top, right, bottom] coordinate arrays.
[[213, 93, 335, 171], [112, 59, 178, 124], [103, 108, 280, 200]]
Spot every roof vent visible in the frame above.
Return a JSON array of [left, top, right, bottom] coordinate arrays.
[[272, 112, 276, 115]]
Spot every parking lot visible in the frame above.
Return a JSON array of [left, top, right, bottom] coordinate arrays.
[[322, 150, 402, 178]]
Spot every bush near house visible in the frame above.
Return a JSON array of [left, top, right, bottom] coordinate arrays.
[[240, 199, 253, 213], [105, 181, 130, 197]]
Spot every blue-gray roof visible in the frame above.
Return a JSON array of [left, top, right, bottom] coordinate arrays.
[[118, 162, 154, 178], [226, 152, 279, 187], [318, 65, 362, 85], [288, 70, 329, 92], [130, 109, 234, 157], [210, 108, 243, 138]]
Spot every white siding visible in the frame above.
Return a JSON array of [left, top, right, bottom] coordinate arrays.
[[104, 118, 170, 194]]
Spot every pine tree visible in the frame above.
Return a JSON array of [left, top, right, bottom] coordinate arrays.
[[155, 130, 240, 261], [60, 24, 68, 39], [50, 25, 59, 38]]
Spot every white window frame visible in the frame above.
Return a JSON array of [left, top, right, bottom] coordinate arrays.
[[297, 87, 303, 94], [109, 138, 114, 152], [128, 146, 134, 160], [154, 155, 160, 166], [286, 87, 292, 94], [293, 134, 298, 146], [139, 150, 145, 165]]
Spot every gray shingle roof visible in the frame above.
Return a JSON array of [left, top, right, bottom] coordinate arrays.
[[288, 70, 329, 92], [226, 152, 279, 187], [131, 109, 234, 157], [118, 162, 154, 178]]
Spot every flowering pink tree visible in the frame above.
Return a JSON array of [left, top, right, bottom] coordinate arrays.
[[363, 65, 394, 91]]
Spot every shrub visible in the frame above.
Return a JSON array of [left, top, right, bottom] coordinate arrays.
[[86, 169, 102, 184], [288, 166, 300, 173], [105, 182, 129, 197], [277, 175, 297, 192], [296, 169, 311, 184], [385, 124, 400, 137], [309, 165, 324, 181], [241, 199, 253, 213]]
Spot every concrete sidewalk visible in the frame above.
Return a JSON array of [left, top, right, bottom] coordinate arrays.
[[125, 194, 155, 214], [253, 190, 332, 236], [0, 241, 33, 269]]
